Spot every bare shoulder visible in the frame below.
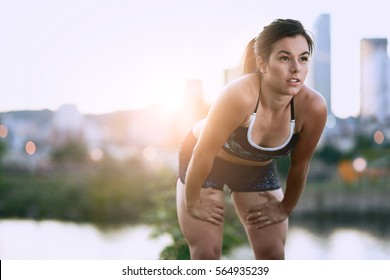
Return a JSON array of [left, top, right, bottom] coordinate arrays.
[[210, 73, 259, 118], [194, 74, 260, 154], [293, 85, 327, 134], [296, 85, 327, 118]]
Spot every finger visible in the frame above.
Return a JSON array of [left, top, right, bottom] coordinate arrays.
[[246, 211, 263, 221], [211, 213, 224, 223], [246, 207, 263, 214], [255, 220, 274, 229], [213, 201, 224, 210], [208, 216, 223, 226], [248, 216, 268, 225], [213, 206, 225, 215], [210, 207, 224, 217]]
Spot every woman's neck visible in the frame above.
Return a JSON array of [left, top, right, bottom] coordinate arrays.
[[258, 79, 292, 117]]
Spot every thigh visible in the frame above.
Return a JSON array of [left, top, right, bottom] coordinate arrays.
[[176, 179, 225, 255], [232, 189, 288, 259]]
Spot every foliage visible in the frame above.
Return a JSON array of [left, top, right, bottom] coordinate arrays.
[[51, 138, 89, 164], [0, 140, 5, 160], [314, 144, 345, 164], [0, 158, 157, 225], [145, 182, 191, 260], [0, 139, 6, 173]]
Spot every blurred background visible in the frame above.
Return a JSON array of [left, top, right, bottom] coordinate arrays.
[[0, 0, 389, 260]]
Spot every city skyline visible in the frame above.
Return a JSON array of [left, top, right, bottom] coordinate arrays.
[[1, 0, 390, 118]]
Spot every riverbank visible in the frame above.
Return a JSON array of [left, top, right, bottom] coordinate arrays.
[[295, 188, 390, 215]]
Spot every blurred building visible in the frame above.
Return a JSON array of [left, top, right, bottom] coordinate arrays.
[[0, 83, 208, 171], [360, 38, 390, 123], [311, 14, 332, 114], [51, 104, 85, 147]]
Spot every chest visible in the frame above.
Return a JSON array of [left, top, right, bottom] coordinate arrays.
[[249, 112, 293, 148]]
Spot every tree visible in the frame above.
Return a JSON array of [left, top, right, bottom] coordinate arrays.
[[51, 138, 88, 164]]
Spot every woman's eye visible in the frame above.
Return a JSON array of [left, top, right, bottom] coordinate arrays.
[[300, 56, 309, 62], [280, 56, 289, 61]]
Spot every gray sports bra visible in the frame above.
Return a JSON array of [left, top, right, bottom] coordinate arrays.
[[222, 94, 299, 162]]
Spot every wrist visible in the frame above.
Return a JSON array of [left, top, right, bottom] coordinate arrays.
[[280, 200, 294, 215]]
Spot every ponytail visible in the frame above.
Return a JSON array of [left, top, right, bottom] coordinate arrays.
[[242, 38, 258, 75]]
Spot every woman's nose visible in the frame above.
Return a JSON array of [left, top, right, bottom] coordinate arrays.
[[291, 60, 300, 73]]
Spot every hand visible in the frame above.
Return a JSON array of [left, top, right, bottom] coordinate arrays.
[[187, 189, 224, 226], [246, 191, 289, 229]]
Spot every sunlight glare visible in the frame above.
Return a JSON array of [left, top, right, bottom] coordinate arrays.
[[154, 80, 185, 112], [143, 146, 157, 161]]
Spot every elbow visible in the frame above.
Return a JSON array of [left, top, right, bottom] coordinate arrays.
[[192, 146, 215, 165]]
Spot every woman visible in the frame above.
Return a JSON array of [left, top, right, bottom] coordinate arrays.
[[176, 19, 327, 260]]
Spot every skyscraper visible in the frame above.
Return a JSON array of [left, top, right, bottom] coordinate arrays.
[[311, 14, 332, 113], [360, 38, 389, 123]]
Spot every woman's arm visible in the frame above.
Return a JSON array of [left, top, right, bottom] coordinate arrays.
[[247, 89, 327, 227], [281, 91, 327, 214], [185, 78, 255, 223]]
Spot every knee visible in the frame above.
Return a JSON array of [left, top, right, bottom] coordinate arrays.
[[189, 243, 221, 260], [254, 242, 285, 260]]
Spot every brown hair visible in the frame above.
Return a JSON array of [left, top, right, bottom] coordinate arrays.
[[243, 19, 314, 74]]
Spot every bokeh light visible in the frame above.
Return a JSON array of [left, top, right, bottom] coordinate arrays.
[[90, 148, 104, 162], [326, 114, 337, 129], [353, 157, 367, 173], [373, 130, 384, 145], [25, 141, 36, 155], [143, 146, 157, 161], [0, 124, 8, 138]]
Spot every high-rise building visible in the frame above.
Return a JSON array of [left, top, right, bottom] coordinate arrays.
[[360, 38, 389, 123], [311, 14, 332, 113]]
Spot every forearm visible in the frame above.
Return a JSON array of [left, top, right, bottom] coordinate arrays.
[[184, 151, 214, 207], [281, 161, 310, 214]]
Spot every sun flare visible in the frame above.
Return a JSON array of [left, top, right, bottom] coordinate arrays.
[[153, 80, 186, 112]]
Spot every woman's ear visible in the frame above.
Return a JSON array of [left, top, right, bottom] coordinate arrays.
[[256, 56, 266, 74]]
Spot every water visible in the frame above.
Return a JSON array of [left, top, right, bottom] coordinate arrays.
[[230, 217, 390, 260], [230, 226, 390, 260], [1, 219, 389, 259], [0, 220, 171, 259]]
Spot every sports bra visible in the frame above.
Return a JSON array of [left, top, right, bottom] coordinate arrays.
[[222, 93, 299, 162]]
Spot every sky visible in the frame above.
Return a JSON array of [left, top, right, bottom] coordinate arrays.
[[1, 0, 390, 118]]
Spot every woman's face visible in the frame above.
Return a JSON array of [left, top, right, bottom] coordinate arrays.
[[259, 35, 310, 97]]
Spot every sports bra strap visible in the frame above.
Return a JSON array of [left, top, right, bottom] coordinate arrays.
[[290, 98, 295, 120], [253, 88, 261, 113]]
